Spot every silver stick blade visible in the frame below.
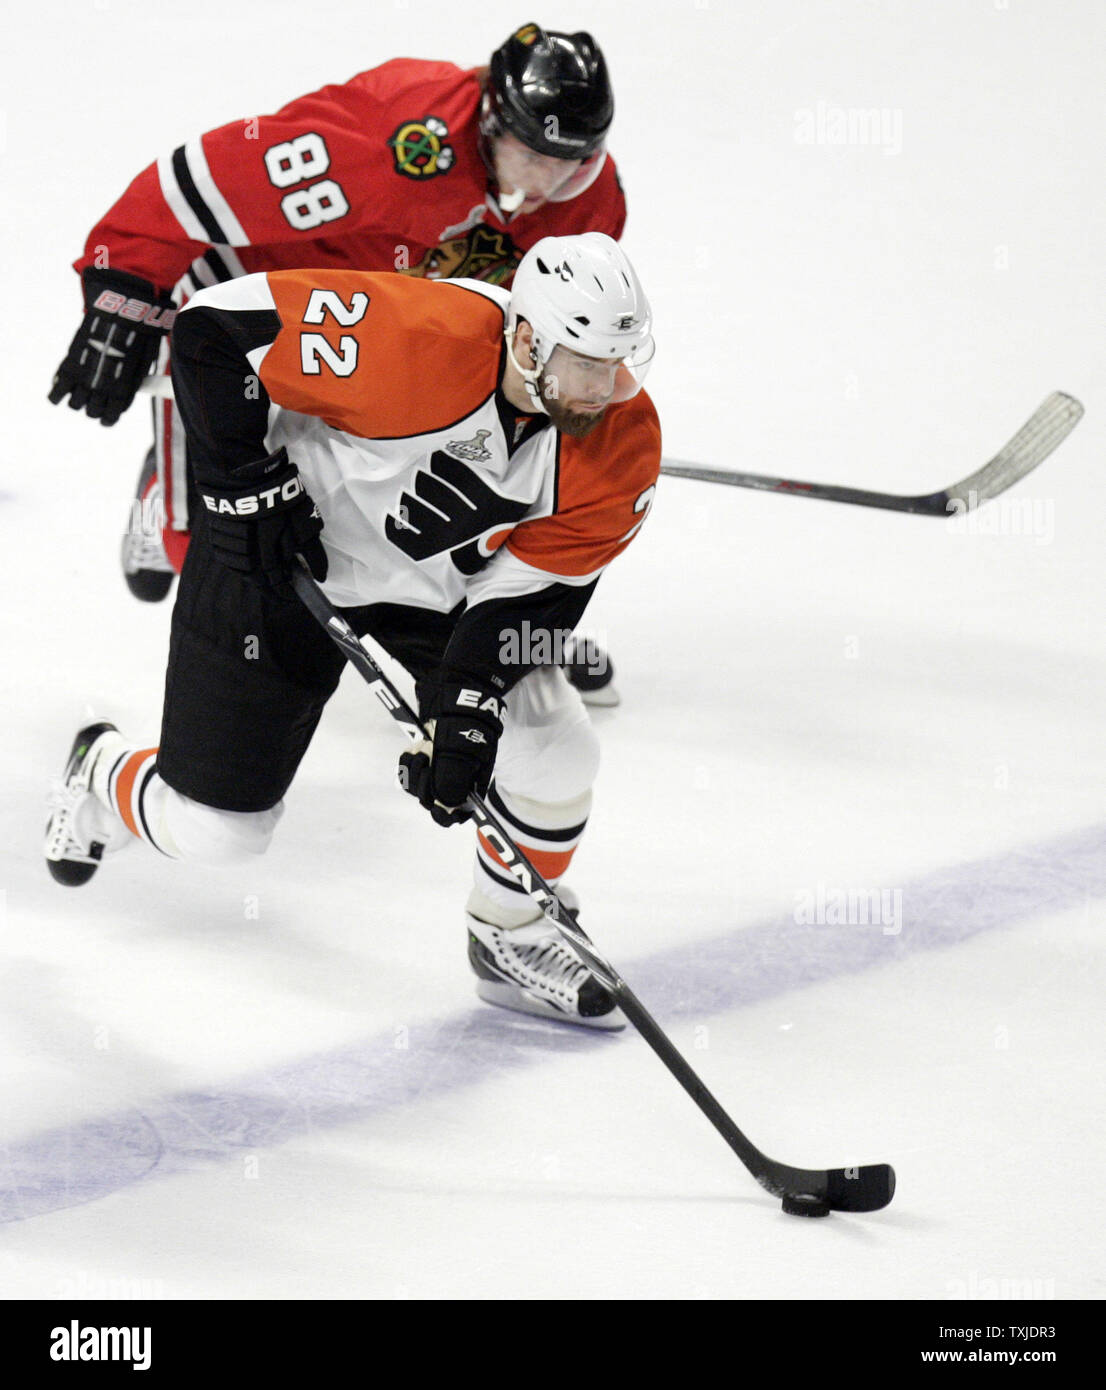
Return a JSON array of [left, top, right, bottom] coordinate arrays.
[[945, 391, 1084, 509]]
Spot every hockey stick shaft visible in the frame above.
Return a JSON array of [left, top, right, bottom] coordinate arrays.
[[146, 377, 1081, 517], [661, 391, 1083, 515], [289, 562, 615, 984], [292, 562, 894, 1211]]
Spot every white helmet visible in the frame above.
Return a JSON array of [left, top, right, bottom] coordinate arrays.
[[506, 232, 655, 412]]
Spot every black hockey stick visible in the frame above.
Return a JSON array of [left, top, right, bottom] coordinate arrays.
[[145, 376, 1081, 517], [661, 390, 1083, 515], [292, 560, 895, 1214]]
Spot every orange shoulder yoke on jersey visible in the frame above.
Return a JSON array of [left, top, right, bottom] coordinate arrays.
[[260, 270, 504, 439], [507, 390, 662, 578]]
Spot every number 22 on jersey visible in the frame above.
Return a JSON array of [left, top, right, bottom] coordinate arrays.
[[299, 288, 369, 378]]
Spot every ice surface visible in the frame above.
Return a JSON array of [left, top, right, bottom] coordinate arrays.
[[1, 0, 1104, 1299]]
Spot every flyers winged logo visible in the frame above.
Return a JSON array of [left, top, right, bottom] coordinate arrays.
[[385, 452, 530, 574]]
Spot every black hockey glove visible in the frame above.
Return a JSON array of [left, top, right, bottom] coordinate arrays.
[[198, 447, 327, 597], [48, 267, 176, 425], [399, 678, 505, 827]]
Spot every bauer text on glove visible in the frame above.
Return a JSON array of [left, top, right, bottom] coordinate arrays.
[[48, 267, 176, 425]]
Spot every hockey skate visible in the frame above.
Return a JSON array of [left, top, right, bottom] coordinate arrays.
[[467, 887, 625, 1030], [121, 448, 175, 602], [45, 722, 131, 886]]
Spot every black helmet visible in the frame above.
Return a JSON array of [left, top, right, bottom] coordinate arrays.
[[483, 23, 613, 160]]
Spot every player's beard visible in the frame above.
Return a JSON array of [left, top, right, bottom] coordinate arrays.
[[549, 400, 607, 437], [539, 374, 608, 438]]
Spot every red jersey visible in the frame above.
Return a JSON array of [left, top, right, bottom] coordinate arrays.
[[76, 58, 627, 298]]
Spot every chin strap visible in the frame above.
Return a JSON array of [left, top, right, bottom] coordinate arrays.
[[504, 327, 549, 415]]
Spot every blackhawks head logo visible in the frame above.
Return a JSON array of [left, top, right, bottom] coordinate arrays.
[[399, 226, 522, 284], [388, 115, 454, 179]]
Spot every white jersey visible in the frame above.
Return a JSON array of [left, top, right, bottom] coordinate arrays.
[[181, 267, 661, 616]]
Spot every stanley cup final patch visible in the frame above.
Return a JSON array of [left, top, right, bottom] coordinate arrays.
[[388, 116, 454, 179], [445, 429, 492, 462]]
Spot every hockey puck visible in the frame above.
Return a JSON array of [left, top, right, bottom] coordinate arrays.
[[781, 1192, 831, 1218]]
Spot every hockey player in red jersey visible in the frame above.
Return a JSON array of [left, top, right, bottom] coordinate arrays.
[[48, 22, 624, 628], [45, 233, 660, 1030]]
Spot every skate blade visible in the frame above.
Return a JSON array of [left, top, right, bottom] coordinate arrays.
[[475, 979, 626, 1031]]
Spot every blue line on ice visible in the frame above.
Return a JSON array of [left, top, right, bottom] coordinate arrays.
[[2, 822, 1100, 1224]]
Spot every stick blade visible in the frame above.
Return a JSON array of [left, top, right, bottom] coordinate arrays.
[[825, 1162, 896, 1212], [944, 391, 1084, 509]]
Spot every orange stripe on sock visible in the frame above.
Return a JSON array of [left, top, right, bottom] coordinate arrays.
[[115, 749, 158, 838], [478, 831, 576, 882]]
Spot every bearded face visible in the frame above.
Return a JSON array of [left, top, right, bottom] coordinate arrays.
[[535, 347, 622, 437], [539, 383, 609, 438]]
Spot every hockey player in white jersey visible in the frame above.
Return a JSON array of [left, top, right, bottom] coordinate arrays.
[[45, 233, 660, 1029]]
